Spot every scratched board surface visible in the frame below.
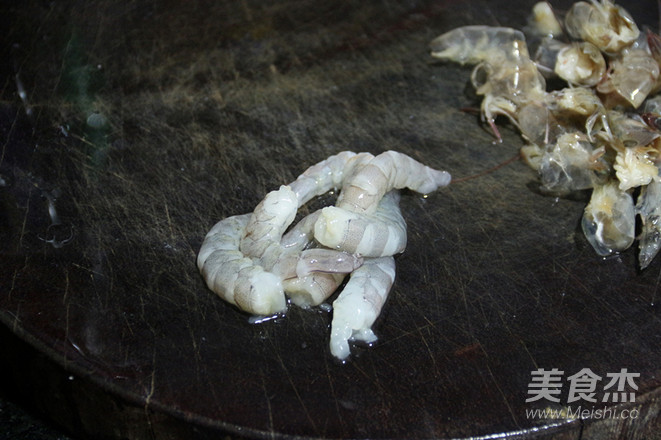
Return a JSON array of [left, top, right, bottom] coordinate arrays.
[[1, 0, 660, 438]]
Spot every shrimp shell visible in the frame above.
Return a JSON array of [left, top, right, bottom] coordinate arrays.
[[538, 131, 606, 193], [554, 42, 606, 87], [329, 256, 396, 360], [613, 147, 659, 192], [527, 2, 563, 38], [564, 0, 640, 54], [430, 26, 527, 66], [431, 26, 546, 141], [636, 177, 661, 269], [581, 180, 635, 256], [596, 50, 660, 109]]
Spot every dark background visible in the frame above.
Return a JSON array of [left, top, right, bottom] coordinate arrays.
[[1, 0, 660, 439]]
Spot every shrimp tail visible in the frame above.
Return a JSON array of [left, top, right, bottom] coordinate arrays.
[[329, 256, 396, 360]]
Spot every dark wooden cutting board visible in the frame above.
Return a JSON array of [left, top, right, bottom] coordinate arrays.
[[1, 0, 660, 438]]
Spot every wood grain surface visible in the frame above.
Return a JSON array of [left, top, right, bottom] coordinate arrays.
[[1, 0, 660, 438]]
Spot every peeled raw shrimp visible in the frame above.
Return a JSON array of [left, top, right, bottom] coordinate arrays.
[[197, 214, 287, 315], [198, 185, 362, 316], [240, 185, 362, 280], [315, 190, 407, 257], [287, 151, 373, 206], [333, 150, 451, 215], [282, 191, 405, 307], [198, 150, 451, 359], [279, 210, 354, 308], [329, 256, 396, 360]]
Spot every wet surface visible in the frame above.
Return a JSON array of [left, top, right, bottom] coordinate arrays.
[[1, 0, 661, 438]]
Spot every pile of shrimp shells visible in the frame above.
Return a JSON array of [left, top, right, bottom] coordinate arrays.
[[430, 0, 661, 269]]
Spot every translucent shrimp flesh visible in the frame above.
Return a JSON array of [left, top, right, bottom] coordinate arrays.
[[197, 214, 287, 316], [198, 186, 363, 316], [334, 150, 451, 215], [329, 256, 396, 360], [314, 190, 407, 257], [198, 150, 452, 359]]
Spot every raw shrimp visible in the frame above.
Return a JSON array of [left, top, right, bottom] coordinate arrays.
[[329, 256, 396, 360], [198, 150, 451, 359], [315, 190, 407, 257], [281, 190, 404, 308], [198, 186, 362, 316], [279, 210, 355, 308], [288, 151, 374, 206], [239, 185, 362, 280], [334, 150, 451, 215], [283, 272, 346, 309], [197, 214, 287, 316]]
